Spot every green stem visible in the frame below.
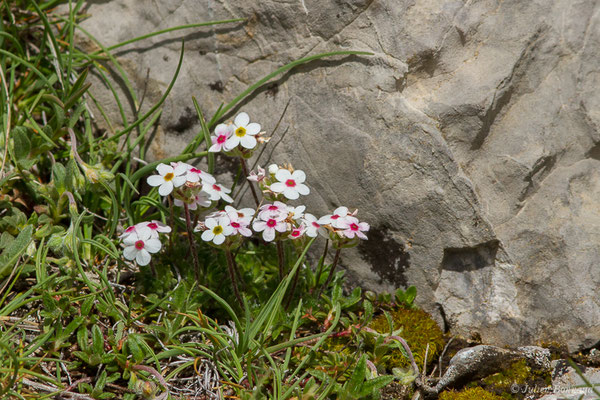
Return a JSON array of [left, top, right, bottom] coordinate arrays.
[[183, 202, 201, 282], [317, 248, 341, 299], [276, 241, 285, 281], [240, 158, 259, 206], [225, 249, 243, 309]]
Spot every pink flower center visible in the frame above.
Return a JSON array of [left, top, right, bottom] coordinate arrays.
[[135, 240, 145, 250], [147, 223, 158, 230], [291, 230, 301, 237], [266, 219, 277, 228], [268, 205, 278, 211], [212, 184, 221, 191], [231, 222, 240, 228], [285, 179, 296, 187], [125, 226, 135, 233], [350, 223, 359, 231], [190, 168, 202, 173], [312, 222, 320, 228], [217, 135, 227, 144], [331, 215, 340, 220]]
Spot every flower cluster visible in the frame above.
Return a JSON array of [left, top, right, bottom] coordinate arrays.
[[196, 206, 254, 245], [146, 161, 233, 207], [248, 164, 310, 200], [318, 206, 370, 246], [208, 112, 265, 155], [120, 221, 171, 266]]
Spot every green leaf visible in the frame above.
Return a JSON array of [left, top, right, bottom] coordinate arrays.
[[0, 225, 34, 279], [359, 375, 395, 396], [126, 336, 144, 363], [92, 324, 104, 355], [77, 325, 89, 352], [81, 296, 94, 316], [52, 163, 67, 195], [12, 126, 31, 161], [405, 285, 417, 305], [346, 354, 367, 393]]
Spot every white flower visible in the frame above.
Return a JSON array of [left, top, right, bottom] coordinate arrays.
[[224, 112, 260, 150], [119, 223, 151, 240], [269, 169, 310, 200], [201, 183, 234, 203], [147, 163, 187, 196], [201, 216, 234, 245], [247, 165, 266, 182], [186, 167, 216, 185], [318, 206, 352, 228], [258, 201, 288, 220], [141, 220, 171, 238], [225, 206, 253, 237], [209, 123, 233, 153], [338, 216, 369, 240], [289, 226, 305, 240], [302, 213, 323, 238], [268, 164, 279, 175], [122, 230, 162, 266], [253, 216, 287, 242], [287, 205, 305, 220], [174, 191, 211, 210]]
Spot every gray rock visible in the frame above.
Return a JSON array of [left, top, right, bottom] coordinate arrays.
[[536, 360, 600, 400], [73, 0, 600, 350]]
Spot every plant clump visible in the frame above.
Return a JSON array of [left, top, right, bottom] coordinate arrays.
[[439, 387, 505, 400], [368, 307, 445, 371]]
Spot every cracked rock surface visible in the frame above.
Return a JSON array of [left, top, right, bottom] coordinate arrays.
[[78, 0, 600, 350]]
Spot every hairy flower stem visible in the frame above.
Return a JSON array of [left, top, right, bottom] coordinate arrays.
[[183, 203, 201, 281], [168, 196, 175, 252], [225, 249, 244, 309], [149, 260, 157, 278], [285, 258, 302, 310], [240, 158, 260, 207], [276, 241, 285, 280], [317, 248, 342, 299], [312, 239, 329, 292]]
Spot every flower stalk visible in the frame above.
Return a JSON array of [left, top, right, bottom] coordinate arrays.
[[225, 249, 244, 309], [183, 202, 201, 281], [317, 248, 342, 298]]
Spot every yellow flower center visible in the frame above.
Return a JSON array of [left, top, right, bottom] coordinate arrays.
[[164, 172, 174, 181], [213, 225, 223, 235], [235, 126, 246, 137]]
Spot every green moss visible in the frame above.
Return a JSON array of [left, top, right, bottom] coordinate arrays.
[[368, 307, 445, 370], [483, 359, 530, 388], [439, 387, 504, 400]]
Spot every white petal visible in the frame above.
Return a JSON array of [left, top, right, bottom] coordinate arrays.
[[136, 250, 151, 266], [173, 163, 188, 175], [262, 228, 275, 242], [123, 246, 138, 260], [158, 181, 174, 196], [222, 225, 235, 236], [291, 170, 306, 183], [234, 112, 250, 127], [215, 123, 231, 136], [245, 123, 261, 135], [283, 187, 299, 200], [145, 238, 162, 253], [240, 135, 257, 149], [147, 175, 164, 187], [209, 143, 221, 152], [122, 234, 138, 246], [213, 234, 226, 245], [334, 206, 349, 216], [224, 136, 240, 150], [270, 182, 285, 193], [221, 192, 234, 203], [205, 218, 218, 229], [253, 220, 267, 232], [275, 169, 292, 182], [172, 176, 187, 187], [201, 230, 215, 241], [156, 163, 173, 176], [296, 184, 310, 195]]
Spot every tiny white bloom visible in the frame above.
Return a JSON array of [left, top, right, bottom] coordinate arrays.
[[140, 220, 171, 238], [209, 123, 234, 153], [201, 183, 234, 203], [258, 201, 288, 220], [224, 112, 260, 150], [174, 191, 211, 210], [318, 206, 351, 228], [268, 164, 279, 175], [289, 226, 305, 240], [186, 167, 216, 185], [302, 213, 323, 238], [269, 169, 310, 200], [287, 205, 306, 220], [253, 216, 287, 242], [122, 230, 162, 266], [338, 216, 369, 240], [247, 165, 266, 182], [119, 223, 151, 240], [201, 216, 234, 245], [147, 163, 187, 196], [224, 206, 253, 237]]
